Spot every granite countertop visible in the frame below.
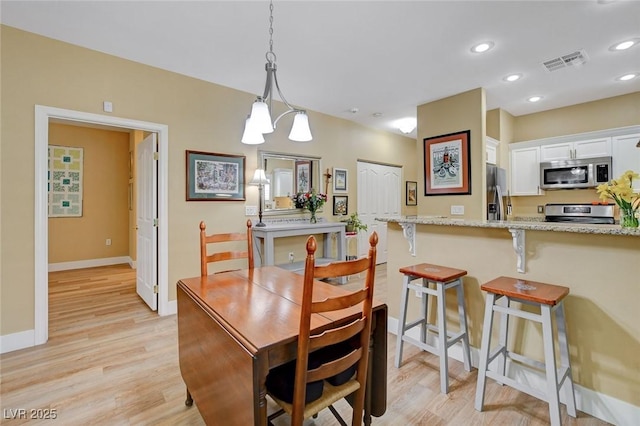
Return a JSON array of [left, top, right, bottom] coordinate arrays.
[[376, 215, 640, 237]]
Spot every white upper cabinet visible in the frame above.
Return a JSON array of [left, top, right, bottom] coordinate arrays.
[[540, 137, 611, 161], [486, 137, 499, 165], [510, 145, 543, 196], [612, 133, 640, 191]]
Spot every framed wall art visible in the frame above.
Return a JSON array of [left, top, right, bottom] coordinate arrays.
[[423, 130, 471, 196], [186, 150, 246, 201], [333, 167, 348, 193], [406, 181, 417, 206], [48, 145, 83, 217], [294, 160, 311, 194], [333, 195, 348, 216]]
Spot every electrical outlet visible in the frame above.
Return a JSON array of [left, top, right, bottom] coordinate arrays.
[[106, 238, 112, 246], [450, 205, 465, 215], [537, 205, 544, 214], [245, 206, 258, 216], [288, 252, 295, 263]]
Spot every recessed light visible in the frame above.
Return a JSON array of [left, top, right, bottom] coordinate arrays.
[[471, 41, 494, 53], [610, 38, 639, 51], [527, 96, 543, 103], [503, 74, 522, 82], [617, 73, 638, 81]]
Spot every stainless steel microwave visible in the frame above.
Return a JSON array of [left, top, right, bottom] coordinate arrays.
[[539, 156, 612, 190]]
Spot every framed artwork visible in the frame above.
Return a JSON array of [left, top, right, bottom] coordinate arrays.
[[406, 181, 417, 206], [48, 145, 83, 217], [295, 160, 311, 193], [333, 195, 348, 216], [333, 167, 348, 193], [423, 130, 471, 196], [186, 150, 246, 201]]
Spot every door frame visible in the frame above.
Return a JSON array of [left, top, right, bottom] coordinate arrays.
[[34, 105, 170, 346]]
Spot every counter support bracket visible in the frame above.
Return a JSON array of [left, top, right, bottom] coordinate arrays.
[[400, 223, 416, 257], [509, 228, 526, 273]]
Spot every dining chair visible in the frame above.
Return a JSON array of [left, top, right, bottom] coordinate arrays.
[[199, 220, 254, 276], [266, 232, 378, 426]]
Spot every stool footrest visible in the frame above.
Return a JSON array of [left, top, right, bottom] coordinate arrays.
[[485, 370, 548, 403], [487, 349, 574, 392], [401, 330, 467, 352]]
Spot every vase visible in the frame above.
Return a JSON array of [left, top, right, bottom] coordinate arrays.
[[620, 207, 639, 228], [309, 210, 317, 224]]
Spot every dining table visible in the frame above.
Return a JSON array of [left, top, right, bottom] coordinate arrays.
[[177, 265, 388, 426]]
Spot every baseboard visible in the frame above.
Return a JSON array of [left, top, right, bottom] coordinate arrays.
[[0, 329, 35, 354], [388, 316, 640, 426], [163, 299, 177, 316], [48, 256, 133, 272]]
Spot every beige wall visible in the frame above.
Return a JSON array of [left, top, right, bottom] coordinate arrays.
[[513, 92, 640, 142], [417, 88, 486, 219], [386, 224, 640, 406], [0, 26, 415, 336], [48, 123, 130, 263]]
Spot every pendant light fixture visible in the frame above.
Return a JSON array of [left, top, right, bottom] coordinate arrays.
[[241, 0, 312, 144]]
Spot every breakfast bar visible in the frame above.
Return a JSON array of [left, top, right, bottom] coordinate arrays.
[[380, 215, 640, 273], [378, 215, 639, 425]]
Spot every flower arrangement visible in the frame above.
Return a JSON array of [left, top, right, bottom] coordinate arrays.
[[596, 170, 640, 228], [293, 189, 327, 223]]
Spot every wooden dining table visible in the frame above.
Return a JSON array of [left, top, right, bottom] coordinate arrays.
[[177, 266, 388, 426]]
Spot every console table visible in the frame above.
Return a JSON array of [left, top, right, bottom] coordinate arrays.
[[252, 222, 347, 283]]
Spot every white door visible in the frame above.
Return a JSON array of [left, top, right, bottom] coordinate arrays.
[[357, 161, 402, 264], [136, 133, 158, 310]]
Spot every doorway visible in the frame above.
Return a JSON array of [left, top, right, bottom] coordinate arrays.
[[356, 161, 402, 264], [34, 105, 169, 346]]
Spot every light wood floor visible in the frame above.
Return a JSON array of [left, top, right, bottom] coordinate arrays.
[[0, 264, 610, 425]]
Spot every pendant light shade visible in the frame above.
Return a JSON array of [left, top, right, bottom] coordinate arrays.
[[249, 100, 274, 134], [241, 117, 265, 145], [241, 0, 312, 145], [289, 112, 312, 142]]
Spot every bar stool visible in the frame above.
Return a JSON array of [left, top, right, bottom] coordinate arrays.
[[395, 263, 472, 394], [475, 276, 577, 426]]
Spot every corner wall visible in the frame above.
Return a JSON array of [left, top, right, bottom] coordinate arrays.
[[417, 88, 486, 219]]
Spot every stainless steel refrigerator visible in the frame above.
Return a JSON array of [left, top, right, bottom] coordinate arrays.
[[486, 164, 507, 220]]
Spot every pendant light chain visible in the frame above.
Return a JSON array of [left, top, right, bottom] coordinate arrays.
[[267, 1, 276, 64]]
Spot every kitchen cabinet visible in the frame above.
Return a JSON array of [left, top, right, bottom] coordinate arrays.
[[486, 137, 499, 165], [510, 145, 543, 196], [540, 137, 611, 161], [612, 133, 640, 191]]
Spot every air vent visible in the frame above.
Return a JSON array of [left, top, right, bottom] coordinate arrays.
[[543, 49, 589, 72]]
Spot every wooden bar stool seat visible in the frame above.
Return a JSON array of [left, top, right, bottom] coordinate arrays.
[[475, 276, 577, 426], [395, 263, 472, 394]]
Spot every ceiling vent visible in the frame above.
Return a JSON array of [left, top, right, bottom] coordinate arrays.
[[543, 49, 589, 72]]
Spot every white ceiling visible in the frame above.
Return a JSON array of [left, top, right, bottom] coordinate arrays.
[[2, 0, 639, 137]]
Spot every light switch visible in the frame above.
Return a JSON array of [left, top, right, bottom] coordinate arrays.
[[103, 101, 113, 113]]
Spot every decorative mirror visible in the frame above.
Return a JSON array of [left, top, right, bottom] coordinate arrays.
[[259, 151, 322, 215]]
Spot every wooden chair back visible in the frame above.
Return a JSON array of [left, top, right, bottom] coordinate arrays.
[[199, 220, 254, 276], [289, 231, 378, 425]]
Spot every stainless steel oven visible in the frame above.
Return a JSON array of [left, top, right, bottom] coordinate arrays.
[[544, 203, 615, 224], [540, 156, 611, 190]]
